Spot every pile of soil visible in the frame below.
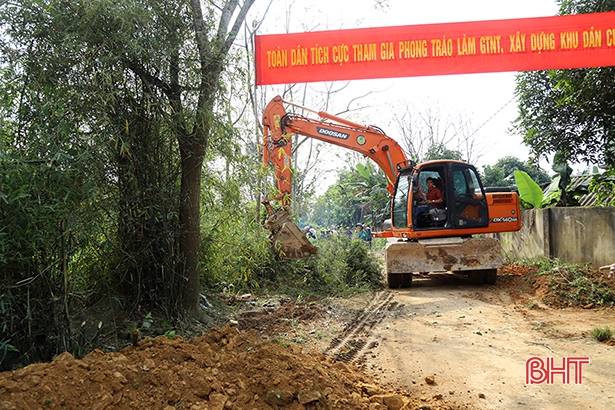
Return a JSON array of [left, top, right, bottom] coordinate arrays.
[[497, 263, 615, 308], [0, 324, 462, 410]]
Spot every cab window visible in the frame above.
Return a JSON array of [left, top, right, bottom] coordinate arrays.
[[392, 174, 410, 228]]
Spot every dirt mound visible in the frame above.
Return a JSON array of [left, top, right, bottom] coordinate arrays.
[[0, 325, 463, 410], [497, 263, 615, 308], [4, 263, 611, 409], [495, 263, 540, 305]]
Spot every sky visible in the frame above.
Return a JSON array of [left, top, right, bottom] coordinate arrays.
[[255, 0, 563, 187]]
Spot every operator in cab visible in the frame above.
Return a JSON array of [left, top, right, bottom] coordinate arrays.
[[413, 177, 443, 226]]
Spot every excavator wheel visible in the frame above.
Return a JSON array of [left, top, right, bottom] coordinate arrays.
[[465, 269, 498, 285], [387, 273, 412, 289], [467, 270, 485, 285], [483, 269, 498, 285]]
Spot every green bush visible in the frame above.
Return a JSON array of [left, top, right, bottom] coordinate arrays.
[[591, 326, 612, 342], [201, 214, 384, 298], [199, 215, 277, 293], [521, 259, 615, 307], [304, 236, 383, 295]]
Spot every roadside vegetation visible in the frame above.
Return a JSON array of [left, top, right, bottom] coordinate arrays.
[[519, 259, 615, 308], [591, 326, 613, 342]]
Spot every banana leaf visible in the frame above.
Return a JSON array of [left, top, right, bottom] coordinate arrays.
[[514, 170, 544, 209]]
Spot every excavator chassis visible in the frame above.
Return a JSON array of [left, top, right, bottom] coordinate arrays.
[[385, 237, 501, 288]]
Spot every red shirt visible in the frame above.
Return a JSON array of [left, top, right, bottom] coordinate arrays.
[[426, 186, 443, 202]]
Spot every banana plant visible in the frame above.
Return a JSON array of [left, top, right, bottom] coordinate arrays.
[[513, 170, 544, 209]]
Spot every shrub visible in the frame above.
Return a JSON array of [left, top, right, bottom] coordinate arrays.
[[591, 326, 612, 342]]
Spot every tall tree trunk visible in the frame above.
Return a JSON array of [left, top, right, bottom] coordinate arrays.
[[178, 0, 256, 310], [178, 133, 206, 310]]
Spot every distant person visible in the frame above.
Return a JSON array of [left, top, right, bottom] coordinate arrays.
[[345, 227, 353, 239], [364, 225, 373, 247], [356, 223, 370, 241], [303, 225, 316, 239], [413, 177, 443, 226]]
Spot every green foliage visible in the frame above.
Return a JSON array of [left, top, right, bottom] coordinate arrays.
[[311, 161, 389, 230], [588, 169, 615, 206], [482, 156, 550, 187], [0, 153, 105, 369], [304, 238, 384, 294], [514, 170, 544, 209], [341, 240, 384, 287], [141, 312, 153, 330], [424, 143, 462, 161], [513, 0, 615, 168], [513, 160, 595, 208], [547, 155, 584, 206], [559, 0, 615, 15], [200, 213, 277, 293], [0, 0, 257, 366], [217, 233, 384, 298], [542, 173, 591, 207], [590, 326, 612, 342]]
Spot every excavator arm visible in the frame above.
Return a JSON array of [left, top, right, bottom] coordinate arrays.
[[261, 95, 410, 258], [262, 95, 410, 199]]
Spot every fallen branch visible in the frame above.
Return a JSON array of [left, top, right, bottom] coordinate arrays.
[[599, 263, 614, 278]]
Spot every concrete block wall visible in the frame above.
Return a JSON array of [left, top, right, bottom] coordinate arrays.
[[500, 207, 615, 268]]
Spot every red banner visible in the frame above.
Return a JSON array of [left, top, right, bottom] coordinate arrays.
[[255, 12, 615, 85]]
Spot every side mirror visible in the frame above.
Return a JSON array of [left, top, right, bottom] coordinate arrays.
[[383, 218, 392, 231]]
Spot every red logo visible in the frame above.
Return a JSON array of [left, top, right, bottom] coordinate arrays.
[[525, 356, 590, 385]]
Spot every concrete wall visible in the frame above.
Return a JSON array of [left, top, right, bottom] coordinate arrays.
[[501, 207, 615, 268]]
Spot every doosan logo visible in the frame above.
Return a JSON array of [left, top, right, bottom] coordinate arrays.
[[317, 127, 350, 140]]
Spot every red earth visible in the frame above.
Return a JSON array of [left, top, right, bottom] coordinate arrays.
[[1, 263, 613, 409]]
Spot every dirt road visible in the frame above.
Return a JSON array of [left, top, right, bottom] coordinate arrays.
[[311, 273, 614, 409], [2, 265, 613, 409]]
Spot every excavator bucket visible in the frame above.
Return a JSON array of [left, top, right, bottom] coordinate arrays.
[[263, 207, 318, 259]]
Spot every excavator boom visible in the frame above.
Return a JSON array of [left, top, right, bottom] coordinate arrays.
[[262, 95, 411, 258], [262, 96, 411, 198]]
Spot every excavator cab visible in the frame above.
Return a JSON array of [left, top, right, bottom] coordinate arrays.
[[392, 160, 490, 235]]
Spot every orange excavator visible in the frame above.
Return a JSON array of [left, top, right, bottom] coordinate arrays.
[[262, 95, 521, 287]]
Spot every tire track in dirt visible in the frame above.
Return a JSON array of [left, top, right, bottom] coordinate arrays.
[[324, 291, 397, 365]]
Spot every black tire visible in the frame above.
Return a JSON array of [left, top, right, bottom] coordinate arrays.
[[483, 269, 497, 285], [388, 273, 412, 288], [401, 273, 413, 288], [387, 273, 400, 288], [467, 270, 485, 285]]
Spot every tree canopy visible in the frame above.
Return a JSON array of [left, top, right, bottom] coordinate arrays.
[[424, 143, 463, 161], [0, 0, 261, 366], [311, 159, 389, 230], [513, 0, 615, 169], [482, 156, 551, 187]]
